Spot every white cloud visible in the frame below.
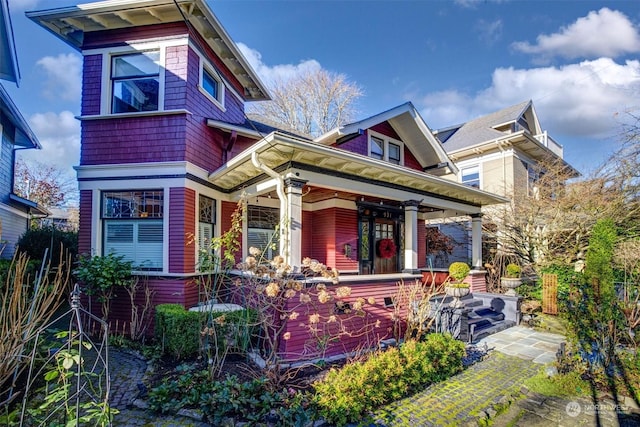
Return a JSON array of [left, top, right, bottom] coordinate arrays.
[[476, 19, 503, 45], [237, 42, 321, 85], [36, 53, 82, 101], [512, 8, 640, 61], [18, 111, 80, 178], [416, 58, 640, 139]]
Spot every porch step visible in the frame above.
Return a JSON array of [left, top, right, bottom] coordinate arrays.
[[467, 304, 513, 343], [470, 319, 516, 343]]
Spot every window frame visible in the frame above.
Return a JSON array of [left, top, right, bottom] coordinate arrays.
[[109, 49, 161, 114], [198, 58, 225, 111], [461, 165, 481, 189], [101, 190, 164, 271], [367, 130, 404, 165]]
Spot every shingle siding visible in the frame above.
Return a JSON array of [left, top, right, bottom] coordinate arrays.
[[78, 190, 93, 256], [168, 187, 196, 274]]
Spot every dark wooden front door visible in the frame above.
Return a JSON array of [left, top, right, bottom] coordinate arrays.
[[374, 219, 397, 274]]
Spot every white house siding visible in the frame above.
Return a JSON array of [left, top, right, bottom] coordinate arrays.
[[0, 203, 28, 258]]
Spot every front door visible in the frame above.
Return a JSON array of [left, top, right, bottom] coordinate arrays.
[[374, 219, 397, 274]]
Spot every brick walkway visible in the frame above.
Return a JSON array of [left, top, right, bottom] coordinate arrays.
[[373, 352, 541, 426]]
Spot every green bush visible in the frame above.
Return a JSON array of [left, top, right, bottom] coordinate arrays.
[[448, 262, 470, 282], [16, 226, 77, 267], [505, 263, 521, 278], [312, 333, 465, 426], [155, 304, 256, 360], [537, 264, 581, 303], [0, 258, 40, 290]]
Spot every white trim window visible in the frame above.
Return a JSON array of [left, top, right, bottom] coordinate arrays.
[[461, 165, 480, 188], [199, 60, 225, 111], [110, 50, 160, 114], [368, 130, 403, 165], [102, 190, 164, 270]]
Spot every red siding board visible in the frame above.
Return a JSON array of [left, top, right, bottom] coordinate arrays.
[[418, 219, 426, 269], [371, 122, 401, 140], [168, 188, 196, 274], [78, 190, 93, 256]]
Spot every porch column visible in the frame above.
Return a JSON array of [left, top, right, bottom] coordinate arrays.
[[471, 213, 483, 269], [284, 177, 307, 267], [403, 200, 420, 273]]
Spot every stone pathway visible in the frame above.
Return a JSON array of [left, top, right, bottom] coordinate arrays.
[[492, 391, 640, 427], [107, 349, 208, 426], [476, 325, 567, 364], [373, 352, 541, 426]]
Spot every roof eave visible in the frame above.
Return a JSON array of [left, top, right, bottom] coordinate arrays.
[[210, 134, 507, 207], [26, 0, 271, 102]]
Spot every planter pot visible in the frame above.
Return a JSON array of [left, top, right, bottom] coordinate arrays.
[[445, 285, 470, 308], [501, 277, 522, 296]]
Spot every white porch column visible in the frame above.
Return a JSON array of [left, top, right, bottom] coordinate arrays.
[[403, 200, 420, 273], [471, 213, 483, 269], [284, 177, 306, 267]]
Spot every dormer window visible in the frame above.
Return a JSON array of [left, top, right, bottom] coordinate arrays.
[[368, 130, 403, 165], [111, 50, 160, 114]]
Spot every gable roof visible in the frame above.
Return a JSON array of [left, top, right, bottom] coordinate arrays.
[[0, 0, 19, 84], [26, 0, 270, 101], [437, 100, 533, 153], [315, 102, 457, 176]]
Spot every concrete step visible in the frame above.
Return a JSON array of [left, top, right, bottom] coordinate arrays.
[[471, 320, 516, 343]]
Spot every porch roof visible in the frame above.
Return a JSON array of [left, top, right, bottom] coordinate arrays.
[[208, 132, 508, 209]]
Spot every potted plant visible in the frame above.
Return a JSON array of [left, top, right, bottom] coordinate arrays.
[[501, 263, 522, 296], [445, 261, 470, 307]]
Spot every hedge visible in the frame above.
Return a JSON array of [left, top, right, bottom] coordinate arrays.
[[154, 304, 256, 360]]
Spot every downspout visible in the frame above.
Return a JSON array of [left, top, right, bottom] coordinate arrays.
[[251, 151, 289, 264]]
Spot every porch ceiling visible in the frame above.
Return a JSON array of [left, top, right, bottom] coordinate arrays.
[[209, 132, 508, 208]]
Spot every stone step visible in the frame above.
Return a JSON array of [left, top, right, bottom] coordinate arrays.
[[470, 307, 505, 322], [471, 320, 516, 343]]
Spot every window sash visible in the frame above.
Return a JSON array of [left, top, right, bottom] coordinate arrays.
[[104, 219, 163, 270], [202, 69, 219, 100], [370, 136, 384, 160], [461, 166, 480, 188], [111, 51, 160, 113]]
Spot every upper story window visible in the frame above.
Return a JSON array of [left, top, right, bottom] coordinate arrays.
[[102, 190, 164, 270], [111, 50, 160, 114], [199, 59, 225, 110], [461, 165, 480, 188], [368, 130, 404, 165]]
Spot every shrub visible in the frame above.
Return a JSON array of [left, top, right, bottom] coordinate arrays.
[[448, 262, 470, 282], [73, 253, 133, 319], [312, 333, 465, 426], [17, 226, 78, 268], [505, 263, 521, 278], [155, 304, 256, 360]]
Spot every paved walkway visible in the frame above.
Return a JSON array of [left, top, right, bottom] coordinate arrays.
[[475, 325, 567, 364]]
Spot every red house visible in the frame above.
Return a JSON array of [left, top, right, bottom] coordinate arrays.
[[29, 0, 507, 359]]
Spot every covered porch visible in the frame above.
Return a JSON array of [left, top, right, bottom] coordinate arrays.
[[209, 130, 507, 289]]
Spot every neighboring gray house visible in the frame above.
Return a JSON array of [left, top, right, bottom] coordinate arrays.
[[0, 0, 47, 258], [432, 100, 574, 265]]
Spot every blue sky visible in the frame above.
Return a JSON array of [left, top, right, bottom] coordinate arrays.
[[5, 0, 640, 183]]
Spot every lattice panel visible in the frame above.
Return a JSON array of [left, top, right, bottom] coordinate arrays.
[[542, 273, 558, 315]]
